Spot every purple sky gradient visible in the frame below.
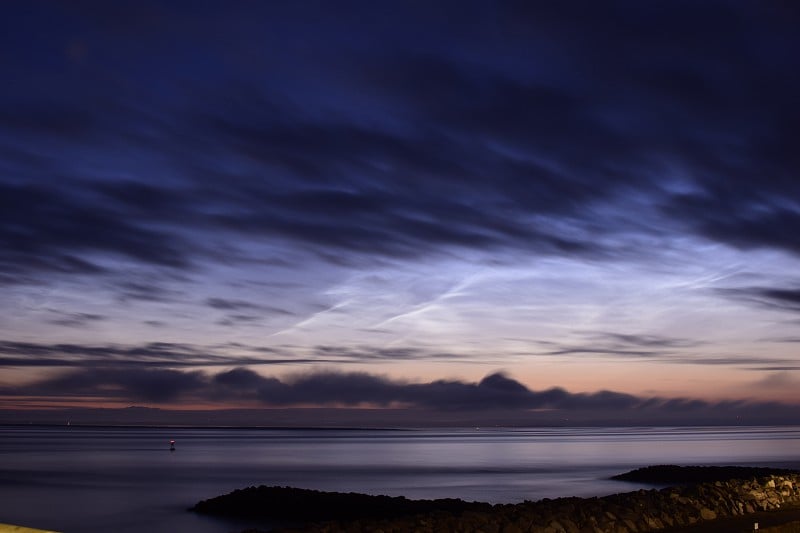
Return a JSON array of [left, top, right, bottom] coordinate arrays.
[[1, 1, 800, 424]]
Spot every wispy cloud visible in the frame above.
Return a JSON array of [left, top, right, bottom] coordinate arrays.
[[45, 310, 106, 328], [0, 340, 466, 368], [716, 286, 800, 313], [206, 297, 295, 316], [536, 331, 703, 359]]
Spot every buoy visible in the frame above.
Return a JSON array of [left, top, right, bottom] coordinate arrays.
[[169, 439, 176, 451]]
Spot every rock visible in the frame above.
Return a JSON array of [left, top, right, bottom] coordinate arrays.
[[700, 508, 717, 520], [611, 465, 799, 484], [644, 516, 662, 529], [194, 469, 800, 533]]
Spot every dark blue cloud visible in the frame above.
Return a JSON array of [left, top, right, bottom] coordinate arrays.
[[716, 287, 800, 314], [5, 367, 799, 426], [0, 0, 797, 287], [0, 366, 651, 408]]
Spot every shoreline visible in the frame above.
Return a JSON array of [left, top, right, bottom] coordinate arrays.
[[193, 465, 800, 532]]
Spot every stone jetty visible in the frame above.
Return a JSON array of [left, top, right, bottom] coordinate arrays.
[[192, 466, 800, 532]]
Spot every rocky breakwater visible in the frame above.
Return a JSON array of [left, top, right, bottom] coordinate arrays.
[[294, 476, 795, 532], [192, 466, 800, 533], [286, 473, 800, 532]]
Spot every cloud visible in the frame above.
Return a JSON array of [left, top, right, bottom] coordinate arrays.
[[312, 345, 463, 361], [0, 340, 465, 368], [763, 337, 800, 343], [29, 368, 207, 403], [45, 310, 106, 328], [533, 332, 800, 369], [716, 287, 800, 313], [670, 356, 799, 368], [1, 0, 797, 291], [206, 297, 294, 316], [755, 372, 797, 387], [2, 338, 784, 371], [4, 368, 799, 426], [206, 298, 263, 310], [536, 332, 702, 359], [0, 183, 191, 281], [0, 340, 320, 368], [0, 340, 204, 367], [590, 333, 701, 349], [216, 314, 261, 327], [666, 194, 800, 258], [0, 367, 641, 409], [541, 347, 662, 358], [114, 280, 185, 303]]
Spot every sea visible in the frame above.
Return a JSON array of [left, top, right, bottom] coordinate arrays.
[[1, 425, 799, 533]]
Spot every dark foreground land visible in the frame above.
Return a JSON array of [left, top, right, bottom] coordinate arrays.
[[665, 505, 800, 532], [191, 465, 800, 532], [192, 485, 492, 524]]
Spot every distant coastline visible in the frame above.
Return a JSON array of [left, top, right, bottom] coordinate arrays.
[[3, 404, 800, 428], [5, 415, 800, 430]]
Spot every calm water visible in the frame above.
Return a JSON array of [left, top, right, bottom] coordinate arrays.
[[1, 425, 799, 532]]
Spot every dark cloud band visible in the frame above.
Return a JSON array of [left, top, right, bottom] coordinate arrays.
[[3, 367, 798, 427]]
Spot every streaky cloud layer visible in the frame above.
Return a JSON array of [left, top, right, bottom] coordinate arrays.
[[1, 1, 800, 417]]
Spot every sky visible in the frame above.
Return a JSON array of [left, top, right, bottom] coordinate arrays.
[[1, 1, 800, 425]]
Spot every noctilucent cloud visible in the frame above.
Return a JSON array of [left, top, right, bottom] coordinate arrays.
[[1, 1, 799, 424]]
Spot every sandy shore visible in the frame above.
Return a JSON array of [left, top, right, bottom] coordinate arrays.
[[0, 524, 61, 533]]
